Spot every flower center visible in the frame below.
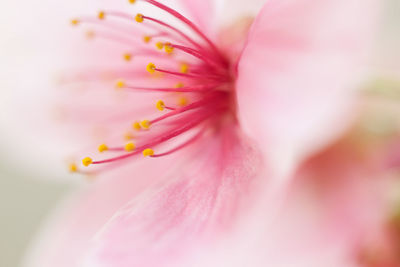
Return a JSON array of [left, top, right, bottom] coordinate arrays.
[[68, 0, 234, 173]]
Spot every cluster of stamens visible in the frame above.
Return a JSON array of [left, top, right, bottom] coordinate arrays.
[[68, 0, 232, 174]]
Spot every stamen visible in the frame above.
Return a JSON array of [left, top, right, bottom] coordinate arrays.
[[91, 111, 215, 165], [178, 96, 188, 106], [124, 132, 135, 140], [124, 142, 136, 151], [71, 19, 80, 26], [140, 120, 151, 129], [98, 11, 105, 20], [156, 100, 165, 111], [143, 35, 152, 43], [141, 0, 226, 63], [97, 11, 183, 46], [70, 1, 232, 171], [143, 33, 167, 43], [123, 53, 133, 61], [132, 122, 141, 131], [146, 63, 156, 74], [175, 82, 184, 88], [155, 42, 164, 50], [121, 83, 218, 93], [164, 42, 174, 54], [171, 43, 223, 68], [98, 144, 109, 152], [82, 157, 93, 167], [143, 148, 154, 157], [115, 79, 126, 89], [135, 13, 144, 23], [150, 95, 222, 125], [137, 14, 203, 51], [69, 163, 78, 173], [151, 67, 208, 79], [180, 63, 189, 74], [151, 128, 204, 158]]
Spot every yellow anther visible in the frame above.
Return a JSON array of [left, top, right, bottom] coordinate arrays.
[[124, 132, 134, 140], [135, 13, 144, 23], [129, 0, 136, 4], [123, 53, 132, 61], [98, 11, 105, 20], [156, 100, 165, 111], [140, 120, 151, 129], [143, 35, 152, 43], [69, 163, 78, 173], [143, 148, 154, 157], [146, 63, 156, 74], [82, 157, 93, 167], [155, 42, 164, 50], [124, 142, 136, 152], [164, 43, 174, 54], [180, 63, 189, 74], [132, 121, 141, 131], [175, 82, 184, 88], [71, 19, 80, 26], [86, 30, 95, 39], [178, 96, 188, 106], [115, 79, 125, 89], [98, 144, 108, 153]]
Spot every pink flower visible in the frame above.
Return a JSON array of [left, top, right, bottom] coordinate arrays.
[[25, 0, 379, 266]]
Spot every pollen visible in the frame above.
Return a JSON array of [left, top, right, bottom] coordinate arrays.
[[140, 120, 151, 129], [82, 157, 93, 167], [98, 11, 105, 20], [155, 42, 164, 50], [135, 13, 144, 23], [180, 63, 189, 74], [146, 63, 156, 74], [115, 79, 125, 89], [143, 35, 152, 43], [132, 122, 141, 131], [156, 100, 165, 111], [178, 96, 188, 106], [86, 30, 95, 39], [71, 19, 80, 26], [69, 163, 78, 173], [98, 144, 108, 153], [143, 148, 154, 157], [123, 53, 132, 61], [175, 82, 184, 88], [124, 132, 134, 140], [128, 0, 136, 4], [124, 142, 136, 152], [164, 43, 174, 54]]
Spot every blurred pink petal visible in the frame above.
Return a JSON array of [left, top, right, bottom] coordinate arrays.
[[179, 0, 215, 35], [25, 154, 184, 267], [237, 0, 379, 177], [189, 135, 390, 267]]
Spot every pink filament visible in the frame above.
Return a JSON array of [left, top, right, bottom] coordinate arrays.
[[150, 127, 205, 157], [72, 0, 232, 168]]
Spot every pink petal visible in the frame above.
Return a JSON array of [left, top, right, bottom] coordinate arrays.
[[179, 0, 266, 38], [179, 0, 216, 36], [187, 138, 389, 267], [215, 0, 268, 27], [81, 124, 263, 267], [236, 0, 379, 176], [23, 153, 187, 267]]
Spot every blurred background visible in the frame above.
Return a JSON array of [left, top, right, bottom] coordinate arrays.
[[0, 0, 399, 266]]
